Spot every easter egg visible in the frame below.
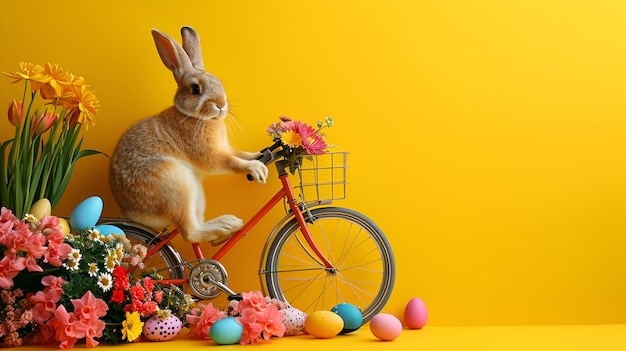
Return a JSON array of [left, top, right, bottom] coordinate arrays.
[[29, 198, 51, 220], [209, 317, 243, 345], [304, 310, 344, 339], [57, 217, 71, 236], [281, 307, 307, 336], [369, 313, 402, 341], [331, 303, 363, 333], [404, 297, 428, 329], [142, 315, 183, 341], [69, 196, 103, 231], [94, 224, 125, 236]]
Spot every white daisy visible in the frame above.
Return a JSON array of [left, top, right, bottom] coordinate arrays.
[[87, 262, 99, 277], [24, 214, 38, 223], [88, 229, 103, 242], [97, 272, 113, 292], [69, 248, 82, 262], [63, 259, 80, 271], [105, 253, 116, 272]]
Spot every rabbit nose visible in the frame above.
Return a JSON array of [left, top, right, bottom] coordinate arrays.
[[215, 97, 228, 111]]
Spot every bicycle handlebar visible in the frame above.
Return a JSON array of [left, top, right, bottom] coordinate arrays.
[[246, 141, 283, 181]]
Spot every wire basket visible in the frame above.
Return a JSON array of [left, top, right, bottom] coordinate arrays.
[[295, 152, 348, 205]]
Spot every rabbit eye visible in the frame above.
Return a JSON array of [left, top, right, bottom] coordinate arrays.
[[191, 84, 201, 95]]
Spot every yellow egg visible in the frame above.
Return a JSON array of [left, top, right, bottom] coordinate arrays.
[[304, 310, 344, 339], [57, 217, 71, 236], [29, 199, 51, 220]]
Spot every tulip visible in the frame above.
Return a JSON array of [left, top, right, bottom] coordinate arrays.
[[7, 99, 24, 127], [31, 108, 58, 135]]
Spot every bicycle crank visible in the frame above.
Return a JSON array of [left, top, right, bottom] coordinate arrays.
[[189, 259, 232, 299]]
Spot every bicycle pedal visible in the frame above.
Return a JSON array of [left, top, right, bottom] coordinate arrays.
[[227, 294, 243, 301]]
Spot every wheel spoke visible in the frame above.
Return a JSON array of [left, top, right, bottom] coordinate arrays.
[[264, 208, 395, 322]]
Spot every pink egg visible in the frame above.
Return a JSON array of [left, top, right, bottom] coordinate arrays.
[[404, 297, 428, 329], [142, 315, 183, 341], [369, 313, 402, 341]]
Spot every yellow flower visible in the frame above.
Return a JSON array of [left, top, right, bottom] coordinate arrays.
[[61, 84, 99, 127], [122, 311, 144, 342], [39, 62, 65, 99], [2, 62, 51, 92], [280, 130, 302, 148]]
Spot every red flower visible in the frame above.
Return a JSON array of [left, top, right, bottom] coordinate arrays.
[[142, 277, 155, 292], [129, 284, 145, 301], [110, 289, 125, 304], [112, 266, 129, 290]]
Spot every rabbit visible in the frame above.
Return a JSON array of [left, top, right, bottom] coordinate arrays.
[[109, 26, 268, 244]]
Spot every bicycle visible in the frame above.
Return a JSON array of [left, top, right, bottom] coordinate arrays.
[[99, 141, 395, 322]]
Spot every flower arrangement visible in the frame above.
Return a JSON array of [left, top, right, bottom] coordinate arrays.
[[1, 62, 103, 218], [0, 205, 192, 348], [186, 290, 290, 345], [267, 116, 333, 174]]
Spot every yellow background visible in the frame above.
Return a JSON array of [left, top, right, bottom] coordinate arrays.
[[1, 0, 625, 326]]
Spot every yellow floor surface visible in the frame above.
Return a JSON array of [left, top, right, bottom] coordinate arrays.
[[15, 324, 626, 350]]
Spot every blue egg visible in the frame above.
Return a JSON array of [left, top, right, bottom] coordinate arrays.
[[209, 317, 243, 345], [331, 303, 363, 334], [69, 196, 103, 231], [94, 224, 125, 236]]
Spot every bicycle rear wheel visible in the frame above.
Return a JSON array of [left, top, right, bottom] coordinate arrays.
[[263, 207, 395, 322], [99, 220, 185, 280]]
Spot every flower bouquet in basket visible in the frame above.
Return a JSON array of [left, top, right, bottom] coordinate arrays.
[[266, 116, 334, 174]]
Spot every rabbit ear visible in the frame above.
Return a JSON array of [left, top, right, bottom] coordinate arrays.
[[180, 26, 204, 70], [151, 28, 193, 80]]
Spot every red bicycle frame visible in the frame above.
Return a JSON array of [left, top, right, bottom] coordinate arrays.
[[142, 167, 333, 286]]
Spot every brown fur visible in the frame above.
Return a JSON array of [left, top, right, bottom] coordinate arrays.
[[109, 26, 267, 243]]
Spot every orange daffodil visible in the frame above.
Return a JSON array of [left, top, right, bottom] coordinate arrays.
[[3, 62, 51, 93], [1, 62, 103, 217], [3, 62, 99, 129]]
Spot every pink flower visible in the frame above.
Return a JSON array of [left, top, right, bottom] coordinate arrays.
[[237, 308, 262, 344], [238, 290, 267, 312], [39, 215, 62, 238], [44, 241, 72, 267], [66, 291, 107, 348], [71, 291, 108, 322], [29, 290, 62, 323], [28, 275, 66, 323], [256, 304, 285, 340], [153, 290, 164, 304], [301, 132, 328, 155], [31, 108, 58, 135], [48, 305, 78, 349], [187, 303, 226, 340], [41, 275, 66, 291], [0, 255, 26, 289]]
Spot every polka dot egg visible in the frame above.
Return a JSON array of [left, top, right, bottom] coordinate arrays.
[[281, 307, 307, 336], [142, 315, 183, 341]]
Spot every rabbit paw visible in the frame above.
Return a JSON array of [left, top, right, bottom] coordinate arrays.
[[248, 160, 269, 184], [213, 214, 244, 233]]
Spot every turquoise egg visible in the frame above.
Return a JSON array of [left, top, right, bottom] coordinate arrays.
[[94, 224, 125, 236], [69, 196, 103, 231], [331, 303, 363, 334], [209, 317, 243, 345]]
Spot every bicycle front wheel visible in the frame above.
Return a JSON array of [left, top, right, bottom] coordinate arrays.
[[264, 207, 395, 322]]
